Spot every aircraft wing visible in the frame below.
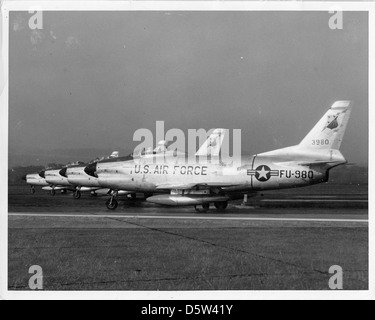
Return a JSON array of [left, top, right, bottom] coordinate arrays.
[[155, 183, 198, 190], [155, 182, 237, 190]]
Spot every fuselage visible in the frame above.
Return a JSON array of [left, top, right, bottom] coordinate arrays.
[[66, 164, 101, 188], [25, 173, 49, 187], [44, 168, 74, 187], [93, 154, 335, 194]]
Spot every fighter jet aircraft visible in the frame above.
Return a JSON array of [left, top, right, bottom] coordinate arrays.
[[24, 151, 122, 197], [22, 172, 49, 194], [65, 141, 187, 200], [64, 151, 120, 199], [42, 165, 77, 195], [84, 129, 228, 209], [86, 101, 352, 212]]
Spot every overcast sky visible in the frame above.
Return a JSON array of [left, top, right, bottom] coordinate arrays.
[[9, 11, 368, 165]]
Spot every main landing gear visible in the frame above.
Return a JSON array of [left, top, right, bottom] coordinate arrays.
[[214, 202, 228, 210], [144, 193, 153, 199], [194, 203, 210, 213], [194, 201, 228, 213], [50, 189, 56, 196], [128, 193, 137, 201]]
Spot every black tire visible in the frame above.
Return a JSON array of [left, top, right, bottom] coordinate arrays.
[[130, 193, 137, 200], [73, 190, 81, 199], [51, 189, 56, 196], [106, 198, 118, 210], [195, 203, 210, 213], [214, 201, 228, 210], [30, 187, 35, 195], [202, 203, 210, 211]]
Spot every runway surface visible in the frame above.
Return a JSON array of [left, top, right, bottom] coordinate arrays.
[[8, 184, 369, 291], [9, 212, 368, 223]]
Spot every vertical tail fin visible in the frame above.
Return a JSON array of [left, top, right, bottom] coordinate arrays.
[[298, 101, 352, 151], [195, 128, 227, 157], [154, 140, 168, 154], [258, 101, 352, 163], [109, 151, 119, 158]]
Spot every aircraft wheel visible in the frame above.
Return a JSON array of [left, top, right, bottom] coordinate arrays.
[[214, 201, 228, 210], [51, 189, 56, 196], [73, 190, 81, 199], [106, 198, 118, 210], [195, 203, 210, 213], [202, 203, 210, 212], [30, 187, 35, 195]]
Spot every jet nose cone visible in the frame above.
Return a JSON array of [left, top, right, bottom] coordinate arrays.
[[84, 163, 98, 178], [21, 175, 27, 181], [59, 167, 68, 178]]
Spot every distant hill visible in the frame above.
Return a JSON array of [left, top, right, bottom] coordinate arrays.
[[8, 147, 132, 168], [9, 166, 46, 185]]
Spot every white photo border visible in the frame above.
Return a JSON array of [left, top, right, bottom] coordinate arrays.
[[0, 1, 373, 300]]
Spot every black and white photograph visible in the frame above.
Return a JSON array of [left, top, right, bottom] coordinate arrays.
[[1, 1, 373, 301]]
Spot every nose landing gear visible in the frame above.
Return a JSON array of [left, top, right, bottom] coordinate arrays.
[[106, 197, 118, 210], [73, 190, 81, 199], [106, 190, 119, 210], [30, 186, 35, 194]]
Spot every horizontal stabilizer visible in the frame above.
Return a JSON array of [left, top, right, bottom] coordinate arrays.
[[295, 160, 346, 168]]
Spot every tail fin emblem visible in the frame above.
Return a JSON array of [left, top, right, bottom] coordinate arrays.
[[323, 113, 340, 131], [209, 137, 218, 147]]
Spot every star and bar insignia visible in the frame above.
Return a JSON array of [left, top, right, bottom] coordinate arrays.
[[247, 165, 279, 182]]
